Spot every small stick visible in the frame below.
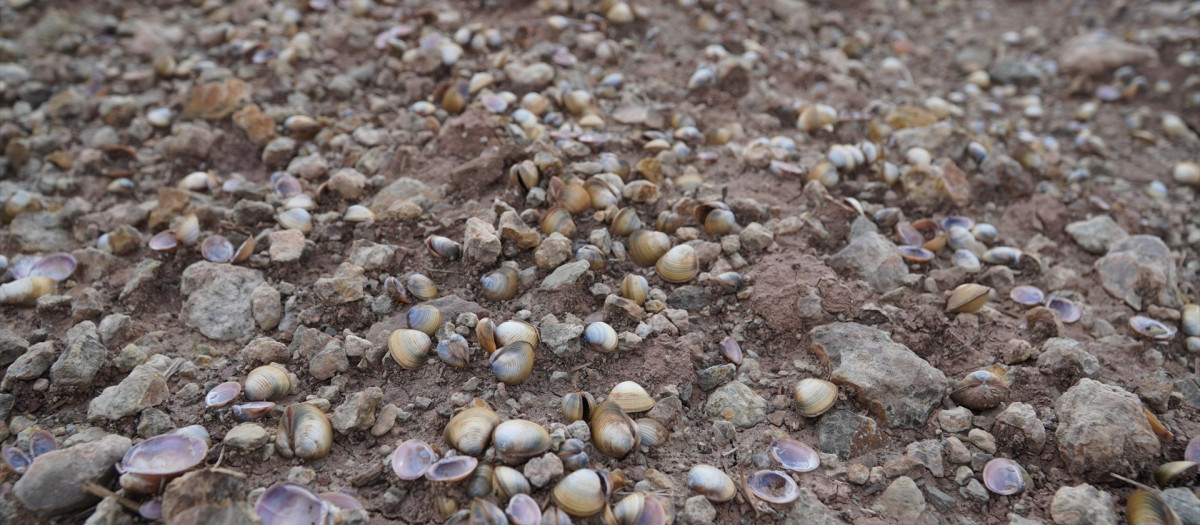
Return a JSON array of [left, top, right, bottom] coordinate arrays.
[[81, 480, 141, 513], [1110, 473, 1157, 492]]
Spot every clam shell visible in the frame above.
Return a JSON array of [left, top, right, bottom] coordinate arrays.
[[656, 244, 699, 283], [591, 400, 640, 459], [492, 465, 532, 498], [2, 446, 30, 474], [951, 249, 981, 272], [541, 206, 576, 237], [256, 483, 333, 525], [982, 246, 1022, 266], [388, 329, 432, 369], [797, 103, 837, 132], [1154, 461, 1198, 486], [277, 208, 312, 233], [720, 336, 743, 365], [175, 215, 201, 245], [344, 205, 375, 223], [656, 211, 682, 234], [205, 381, 242, 408], [480, 267, 519, 302], [949, 370, 1009, 410], [232, 236, 254, 263], [493, 419, 551, 464], [494, 320, 540, 348], [0, 276, 56, 306], [284, 194, 316, 211], [444, 400, 500, 456], [506, 493, 542, 525], [792, 378, 837, 417], [119, 434, 208, 493], [746, 470, 800, 504], [405, 273, 439, 301], [612, 492, 669, 525], [608, 381, 656, 413], [947, 283, 991, 314], [540, 506, 574, 525], [510, 160, 540, 191], [575, 244, 606, 271], [621, 274, 649, 306], [771, 438, 819, 472], [585, 177, 621, 209], [245, 365, 292, 402], [712, 271, 747, 291], [899, 245, 935, 263], [552, 469, 609, 517], [426, 455, 479, 482], [981, 458, 1030, 495], [489, 341, 535, 385], [558, 438, 590, 472], [476, 318, 497, 355], [467, 463, 495, 499], [271, 171, 302, 197], [562, 391, 597, 423], [1046, 296, 1081, 323], [1130, 315, 1176, 340], [391, 439, 437, 480], [1186, 435, 1200, 463], [635, 418, 669, 448], [232, 401, 275, 421], [1182, 304, 1200, 337], [29, 430, 56, 457], [1127, 490, 1183, 525], [703, 208, 736, 235], [687, 465, 736, 502], [26, 253, 76, 281], [1009, 285, 1045, 306], [554, 180, 592, 214], [148, 231, 178, 251], [406, 304, 444, 335], [426, 235, 462, 261], [628, 230, 671, 267], [279, 403, 332, 461], [583, 322, 618, 353], [611, 207, 642, 236], [437, 333, 470, 368]]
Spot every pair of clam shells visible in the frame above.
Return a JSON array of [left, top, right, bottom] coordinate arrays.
[[386, 273, 438, 303], [390, 439, 480, 483], [426, 235, 462, 260], [275, 403, 333, 461], [2, 430, 57, 475]]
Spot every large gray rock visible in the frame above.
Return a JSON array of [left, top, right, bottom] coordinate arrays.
[[1095, 235, 1181, 310], [1163, 488, 1200, 525], [1065, 215, 1127, 255], [87, 356, 170, 421], [818, 410, 883, 459], [785, 487, 848, 525], [1037, 337, 1099, 379], [1050, 484, 1117, 525], [50, 321, 107, 391], [0, 327, 29, 366], [704, 380, 768, 428], [539, 318, 584, 357], [540, 260, 590, 291], [11, 210, 72, 252], [180, 262, 265, 340], [1058, 32, 1158, 76], [810, 323, 946, 429], [14, 434, 132, 516], [827, 227, 908, 292], [1055, 379, 1160, 482], [3, 341, 56, 386]]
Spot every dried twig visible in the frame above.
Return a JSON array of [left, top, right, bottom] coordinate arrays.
[[81, 480, 141, 513]]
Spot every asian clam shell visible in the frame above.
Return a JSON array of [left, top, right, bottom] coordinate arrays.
[[981, 458, 1030, 495]]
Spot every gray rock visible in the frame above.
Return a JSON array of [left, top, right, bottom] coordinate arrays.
[[739, 222, 774, 251], [785, 487, 848, 525], [810, 323, 946, 429], [268, 229, 306, 263], [14, 434, 132, 516], [50, 321, 107, 391], [88, 358, 169, 421], [697, 364, 736, 391], [646, 395, 682, 425], [704, 381, 768, 428], [892, 122, 971, 159], [539, 319, 584, 357], [523, 452, 564, 489], [994, 402, 1046, 453], [968, 428, 997, 454], [241, 337, 290, 365], [1058, 32, 1158, 76], [681, 495, 716, 524], [463, 217, 501, 265], [327, 168, 366, 199], [937, 407, 973, 433], [331, 387, 384, 434], [1055, 378, 1160, 482], [313, 263, 366, 304], [1065, 215, 1127, 255], [1037, 337, 1099, 379], [10, 211, 71, 252], [963, 478, 989, 502], [540, 260, 590, 291], [667, 285, 709, 311], [261, 136, 297, 166], [97, 314, 129, 347], [1163, 488, 1200, 525], [1095, 235, 1181, 310], [0, 328, 29, 366], [827, 229, 908, 292], [925, 484, 957, 511], [250, 283, 282, 331], [534, 233, 572, 270], [223, 423, 270, 451], [232, 200, 275, 225], [348, 242, 395, 271], [872, 476, 926, 521], [1050, 483, 1117, 525], [287, 153, 329, 180], [498, 211, 540, 249], [180, 262, 265, 340], [990, 57, 1043, 86], [504, 61, 555, 90], [818, 410, 882, 460], [119, 259, 161, 301], [83, 497, 136, 525], [371, 404, 399, 437], [3, 341, 56, 385], [137, 408, 173, 438], [906, 439, 946, 477]]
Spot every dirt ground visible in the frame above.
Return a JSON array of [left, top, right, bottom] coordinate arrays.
[[2, 0, 1200, 523]]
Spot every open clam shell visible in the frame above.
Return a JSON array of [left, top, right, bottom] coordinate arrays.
[[1009, 285, 1045, 306], [746, 470, 800, 504], [1130, 316, 1176, 340], [506, 493, 541, 525], [205, 381, 242, 408], [256, 483, 334, 525], [392, 439, 437, 480], [720, 336, 743, 365], [981, 458, 1030, 495], [118, 434, 209, 494], [771, 438, 820, 472], [426, 455, 479, 482]]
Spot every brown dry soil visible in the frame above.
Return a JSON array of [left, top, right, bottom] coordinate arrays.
[[2, 0, 1200, 524]]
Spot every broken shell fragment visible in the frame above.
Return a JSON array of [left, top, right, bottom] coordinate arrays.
[[981, 458, 1030, 495], [0, 276, 56, 306], [687, 465, 737, 502], [1154, 461, 1198, 486]]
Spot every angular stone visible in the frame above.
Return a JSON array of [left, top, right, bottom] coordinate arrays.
[[250, 283, 282, 331], [14, 434, 132, 517], [313, 263, 366, 304], [539, 320, 584, 357], [498, 211, 540, 250], [906, 439, 946, 477], [1095, 235, 1181, 310], [1065, 215, 1127, 255], [348, 242, 395, 271], [223, 423, 270, 451], [1055, 378, 1160, 482], [11, 210, 71, 252], [87, 360, 169, 421], [1162, 488, 1200, 525], [697, 364, 736, 391], [331, 387, 384, 434], [810, 323, 946, 429], [463, 217, 501, 265], [523, 452, 564, 489], [540, 260, 590, 291], [1037, 337, 1099, 379], [704, 381, 768, 428], [534, 233, 572, 270], [3, 341, 56, 386], [818, 410, 884, 460], [50, 321, 107, 390], [667, 285, 709, 311], [785, 487, 848, 525], [1050, 483, 1117, 525], [0, 328, 29, 367], [827, 230, 908, 292], [328, 168, 366, 200], [739, 222, 774, 251], [681, 495, 716, 524], [180, 262, 265, 341], [162, 468, 252, 523], [937, 407, 973, 433], [994, 402, 1046, 454], [872, 476, 926, 521], [1058, 32, 1158, 76], [241, 337, 289, 364], [309, 340, 349, 380], [267, 229, 306, 263]]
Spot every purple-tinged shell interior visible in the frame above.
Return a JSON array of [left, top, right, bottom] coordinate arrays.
[[206, 381, 242, 408], [319, 491, 362, 510], [982, 458, 1028, 495], [392, 440, 437, 480], [29, 430, 57, 457], [200, 235, 234, 263], [120, 434, 208, 476], [256, 483, 332, 525], [149, 231, 178, 251], [425, 455, 478, 482], [896, 222, 924, 247], [8, 256, 37, 279], [746, 470, 800, 504], [1188, 436, 1200, 463], [1009, 285, 1045, 306], [770, 438, 819, 473], [1046, 296, 1081, 323], [2, 446, 31, 474], [505, 493, 541, 525], [24, 253, 76, 281], [139, 500, 163, 520], [898, 245, 935, 262], [173, 425, 211, 447], [720, 336, 742, 366], [270, 172, 301, 197], [941, 215, 975, 231], [1129, 315, 1176, 340], [232, 402, 276, 422]]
